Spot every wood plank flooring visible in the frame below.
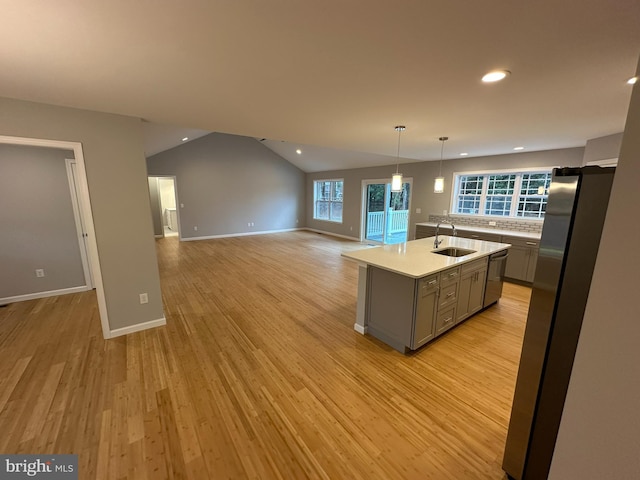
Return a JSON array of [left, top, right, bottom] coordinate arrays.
[[0, 231, 531, 479]]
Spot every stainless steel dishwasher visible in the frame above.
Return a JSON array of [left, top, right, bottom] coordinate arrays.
[[484, 250, 509, 307]]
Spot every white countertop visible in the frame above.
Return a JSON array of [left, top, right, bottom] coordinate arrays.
[[416, 222, 541, 240], [342, 236, 511, 279]]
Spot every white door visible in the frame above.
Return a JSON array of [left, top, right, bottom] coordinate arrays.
[[66, 159, 94, 288]]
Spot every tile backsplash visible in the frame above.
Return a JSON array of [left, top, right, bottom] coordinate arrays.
[[428, 214, 543, 235]]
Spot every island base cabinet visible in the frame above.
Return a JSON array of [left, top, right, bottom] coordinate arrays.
[[366, 267, 417, 353], [365, 256, 495, 353]]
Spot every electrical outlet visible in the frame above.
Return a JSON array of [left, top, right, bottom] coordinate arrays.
[[194, 226, 198, 231], [416, 208, 422, 214], [139, 293, 148, 304], [489, 221, 497, 226], [180, 203, 184, 208], [35, 269, 45, 277]]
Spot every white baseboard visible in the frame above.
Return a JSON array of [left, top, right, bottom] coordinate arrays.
[[0, 285, 90, 305], [154, 234, 164, 238], [304, 228, 361, 242], [354, 323, 368, 335], [180, 227, 302, 242], [108, 317, 167, 338]]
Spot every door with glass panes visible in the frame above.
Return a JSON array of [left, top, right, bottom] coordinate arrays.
[[362, 179, 411, 244]]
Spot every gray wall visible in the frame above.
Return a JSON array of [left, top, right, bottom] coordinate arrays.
[[147, 133, 306, 239], [0, 96, 164, 331], [0, 144, 85, 298], [549, 63, 640, 479], [306, 147, 584, 239], [582, 132, 623, 165], [148, 177, 164, 236]]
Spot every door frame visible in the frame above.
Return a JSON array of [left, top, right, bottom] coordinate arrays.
[[150, 175, 181, 239], [360, 177, 413, 244], [0, 135, 109, 338]]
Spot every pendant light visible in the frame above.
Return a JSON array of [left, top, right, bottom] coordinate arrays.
[[434, 136, 448, 194], [391, 125, 405, 192]]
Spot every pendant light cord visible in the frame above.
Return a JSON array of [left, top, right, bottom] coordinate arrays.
[[395, 126, 405, 174], [438, 136, 448, 176]]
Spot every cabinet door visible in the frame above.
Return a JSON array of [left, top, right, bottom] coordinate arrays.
[[504, 244, 528, 281], [412, 276, 438, 348], [468, 267, 487, 316], [456, 272, 473, 322]]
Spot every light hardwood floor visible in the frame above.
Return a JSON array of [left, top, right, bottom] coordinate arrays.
[[0, 231, 531, 479]]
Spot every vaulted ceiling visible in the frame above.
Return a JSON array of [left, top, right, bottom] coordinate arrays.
[[2, 1, 639, 171]]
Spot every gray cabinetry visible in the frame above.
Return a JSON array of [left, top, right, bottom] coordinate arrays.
[[365, 253, 498, 352], [367, 267, 438, 352], [457, 229, 502, 243], [503, 236, 539, 283], [415, 225, 436, 239], [413, 275, 439, 348], [456, 257, 488, 323]]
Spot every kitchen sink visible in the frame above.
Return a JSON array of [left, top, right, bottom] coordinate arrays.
[[432, 247, 476, 257]]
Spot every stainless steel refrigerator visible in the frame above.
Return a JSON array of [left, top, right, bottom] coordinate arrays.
[[502, 166, 616, 480]]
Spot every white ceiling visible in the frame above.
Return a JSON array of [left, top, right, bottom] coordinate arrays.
[[2, 1, 639, 172]]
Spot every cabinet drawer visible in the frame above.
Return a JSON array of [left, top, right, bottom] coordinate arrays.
[[419, 274, 439, 294], [440, 267, 460, 285], [458, 230, 502, 243], [439, 282, 458, 308], [436, 306, 456, 335], [502, 235, 540, 248], [460, 257, 488, 275]]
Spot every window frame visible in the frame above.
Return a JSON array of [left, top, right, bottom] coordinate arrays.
[[313, 178, 344, 223], [450, 167, 554, 220]]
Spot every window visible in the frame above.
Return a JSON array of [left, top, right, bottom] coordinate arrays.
[[453, 170, 552, 219], [314, 179, 343, 222]]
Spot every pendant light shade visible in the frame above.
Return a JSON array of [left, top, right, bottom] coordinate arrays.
[[391, 173, 403, 192], [434, 136, 448, 194], [434, 177, 445, 194], [391, 126, 405, 192]]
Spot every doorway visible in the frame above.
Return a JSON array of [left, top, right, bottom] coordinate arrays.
[[362, 178, 412, 244], [0, 134, 109, 338], [149, 176, 179, 238]]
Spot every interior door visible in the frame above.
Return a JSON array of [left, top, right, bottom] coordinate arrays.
[[363, 180, 411, 245], [66, 159, 94, 288]]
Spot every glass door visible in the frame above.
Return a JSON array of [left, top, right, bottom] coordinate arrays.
[[363, 180, 411, 244]]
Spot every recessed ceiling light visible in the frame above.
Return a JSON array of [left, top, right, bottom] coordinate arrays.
[[460, 152, 469, 156], [482, 70, 511, 83], [296, 149, 302, 155], [628, 76, 638, 85], [513, 146, 525, 151], [181, 137, 189, 142]]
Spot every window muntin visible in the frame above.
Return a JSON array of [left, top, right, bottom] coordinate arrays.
[[455, 175, 483, 214], [453, 170, 551, 219], [314, 179, 343, 222], [517, 172, 551, 218]]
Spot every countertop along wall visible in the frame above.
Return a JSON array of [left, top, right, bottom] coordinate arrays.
[[0, 96, 164, 333], [147, 133, 306, 239], [306, 147, 584, 240]]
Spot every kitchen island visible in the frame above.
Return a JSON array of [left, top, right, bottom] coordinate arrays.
[[342, 236, 510, 353]]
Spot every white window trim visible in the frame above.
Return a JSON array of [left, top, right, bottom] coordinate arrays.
[[313, 178, 344, 223], [449, 166, 557, 220]]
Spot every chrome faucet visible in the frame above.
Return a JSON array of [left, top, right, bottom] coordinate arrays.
[[434, 220, 456, 248]]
